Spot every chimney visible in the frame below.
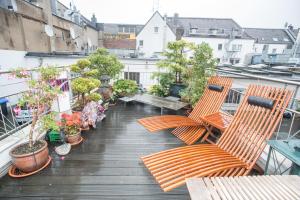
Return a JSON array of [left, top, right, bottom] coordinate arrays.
[[91, 13, 97, 26], [175, 26, 184, 40], [163, 14, 167, 21], [173, 13, 179, 26], [288, 24, 294, 31]]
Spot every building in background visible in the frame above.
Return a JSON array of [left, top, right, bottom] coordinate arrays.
[[136, 12, 176, 58], [97, 23, 143, 57]]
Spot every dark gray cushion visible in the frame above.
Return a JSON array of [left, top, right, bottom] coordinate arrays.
[[208, 84, 224, 92], [248, 96, 274, 109]]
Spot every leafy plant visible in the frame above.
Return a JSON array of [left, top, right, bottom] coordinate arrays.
[[12, 66, 61, 148], [40, 112, 59, 132], [71, 59, 100, 107], [87, 93, 102, 102], [89, 48, 124, 79], [156, 40, 192, 84], [149, 84, 168, 97], [180, 42, 216, 106], [151, 72, 174, 97], [113, 79, 138, 97], [58, 113, 81, 136]]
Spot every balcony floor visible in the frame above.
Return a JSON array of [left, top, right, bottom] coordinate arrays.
[[0, 103, 190, 199]]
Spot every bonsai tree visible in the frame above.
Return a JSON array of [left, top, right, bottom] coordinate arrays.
[[71, 59, 100, 108], [180, 42, 216, 106], [153, 40, 193, 97], [156, 40, 192, 84], [89, 48, 124, 80]]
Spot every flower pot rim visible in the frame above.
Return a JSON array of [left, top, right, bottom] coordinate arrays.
[[9, 140, 48, 158], [66, 131, 81, 137]]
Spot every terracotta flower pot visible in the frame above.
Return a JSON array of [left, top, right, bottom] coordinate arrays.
[[9, 140, 49, 173], [66, 132, 81, 144]]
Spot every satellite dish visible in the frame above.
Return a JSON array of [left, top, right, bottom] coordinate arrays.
[[69, 27, 76, 39], [44, 25, 54, 37], [87, 38, 92, 47]]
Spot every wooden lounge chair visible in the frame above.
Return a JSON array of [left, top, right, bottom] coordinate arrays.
[[138, 76, 232, 145], [141, 85, 293, 192]]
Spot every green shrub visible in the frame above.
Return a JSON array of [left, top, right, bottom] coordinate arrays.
[[149, 84, 168, 97], [87, 93, 102, 102], [113, 79, 138, 97]]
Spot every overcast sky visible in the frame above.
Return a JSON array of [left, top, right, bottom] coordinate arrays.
[[60, 0, 300, 28]]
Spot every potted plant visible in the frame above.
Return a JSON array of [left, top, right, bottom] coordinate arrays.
[[58, 113, 81, 144], [112, 79, 138, 97], [71, 59, 100, 110], [9, 66, 61, 173], [89, 48, 124, 100], [180, 43, 216, 106], [155, 40, 192, 97]]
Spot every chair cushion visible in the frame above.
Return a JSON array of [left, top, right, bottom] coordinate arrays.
[[248, 96, 274, 109], [208, 84, 224, 92]]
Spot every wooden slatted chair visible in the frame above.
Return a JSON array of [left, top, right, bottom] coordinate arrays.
[[138, 76, 232, 145], [141, 85, 293, 192]]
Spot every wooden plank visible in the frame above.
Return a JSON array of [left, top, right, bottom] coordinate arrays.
[[186, 178, 212, 200]]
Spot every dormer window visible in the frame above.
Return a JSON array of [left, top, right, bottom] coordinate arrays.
[[283, 38, 289, 42], [272, 37, 279, 41], [190, 28, 198, 34]]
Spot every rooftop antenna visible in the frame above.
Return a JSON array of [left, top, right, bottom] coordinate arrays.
[[152, 0, 159, 12]]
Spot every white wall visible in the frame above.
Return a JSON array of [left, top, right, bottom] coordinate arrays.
[[253, 43, 288, 54], [136, 12, 176, 58], [183, 37, 255, 64]]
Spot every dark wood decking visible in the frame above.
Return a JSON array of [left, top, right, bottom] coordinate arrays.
[[0, 103, 190, 199]]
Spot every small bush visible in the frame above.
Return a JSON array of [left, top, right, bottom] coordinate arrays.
[[149, 84, 168, 97], [113, 79, 138, 97], [87, 93, 102, 102]]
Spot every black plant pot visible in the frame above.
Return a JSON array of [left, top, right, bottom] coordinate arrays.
[[169, 83, 186, 98]]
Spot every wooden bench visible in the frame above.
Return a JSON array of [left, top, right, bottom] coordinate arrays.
[[186, 175, 300, 200]]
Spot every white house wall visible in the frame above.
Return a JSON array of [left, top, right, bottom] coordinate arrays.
[[136, 12, 176, 58], [254, 43, 288, 54], [183, 37, 255, 64]]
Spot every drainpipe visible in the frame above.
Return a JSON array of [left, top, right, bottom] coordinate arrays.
[[39, 0, 56, 53], [162, 14, 167, 52]]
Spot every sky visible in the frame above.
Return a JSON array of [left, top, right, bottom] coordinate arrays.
[[60, 0, 300, 29]]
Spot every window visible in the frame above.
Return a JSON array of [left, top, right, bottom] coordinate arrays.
[[263, 44, 269, 51], [272, 48, 277, 54], [272, 37, 279, 42], [230, 58, 240, 64], [238, 44, 242, 51], [283, 38, 290, 42], [124, 26, 130, 33], [130, 27, 135, 33], [139, 40, 143, 46], [124, 72, 140, 84], [287, 44, 293, 49], [218, 44, 222, 50], [118, 26, 124, 33], [261, 37, 265, 41], [232, 44, 242, 51], [154, 27, 159, 33]]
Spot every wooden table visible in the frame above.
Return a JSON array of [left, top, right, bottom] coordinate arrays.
[[186, 175, 300, 200], [200, 112, 233, 144], [133, 94, 188, 114]]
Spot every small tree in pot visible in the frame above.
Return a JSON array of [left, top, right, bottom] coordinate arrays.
[[71, 59, 100, 110], [88, 48, 124, 100], [9, 66, 61, 173], [180, 42, 216, 106], [155, 40, 192, 97]]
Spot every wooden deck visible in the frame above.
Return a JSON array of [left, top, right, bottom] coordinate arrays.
[[0, 103, 190, 199]]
